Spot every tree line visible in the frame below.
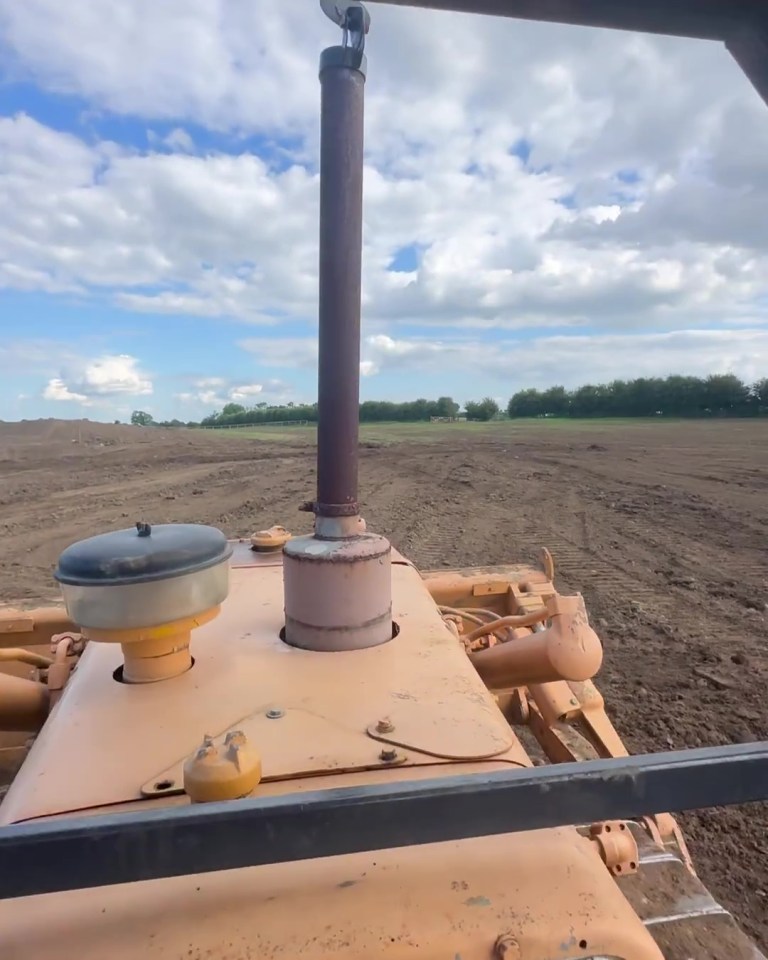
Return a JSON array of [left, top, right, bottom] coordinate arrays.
[[131, 396, 500, 428], [130, 374, 767, 428], [189, 396, 500, 426], [507, 375, 768, 419]]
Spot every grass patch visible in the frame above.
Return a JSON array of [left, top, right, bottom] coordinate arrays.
[[199, 417, 687, 444]]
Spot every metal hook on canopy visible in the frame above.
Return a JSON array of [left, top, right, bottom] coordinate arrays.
[[320, 1, 370, 52]]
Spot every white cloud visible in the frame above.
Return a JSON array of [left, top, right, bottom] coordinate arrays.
[[42, 378, 89, 403], [75, 354, 152, 396], [163, 128, 194, 153], [229, 383, 263, 401], [0, 339, 77, 371], [3, 1, 768, 406], [0, 261, 83, 294], [0, 0, 324, 133], [360, 333, 460, 376], [3, 92, 768, 339], [238, 337, 318, 368], [354, 328, 768, 393], [42, 354, 152, 405], [196, 390, 223, 406], [0, 114, 319, 317], [175, 376, 290, 410], [146, 127, 195, 153]]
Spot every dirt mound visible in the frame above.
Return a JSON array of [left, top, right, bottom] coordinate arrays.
[[0, 418, 176, 447], [0, 418, 247, 472]]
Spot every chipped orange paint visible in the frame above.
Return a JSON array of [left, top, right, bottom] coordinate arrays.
[[0, 828, 664, 959]]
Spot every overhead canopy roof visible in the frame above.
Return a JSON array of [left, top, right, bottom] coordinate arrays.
[[372, 1, 768, 106]]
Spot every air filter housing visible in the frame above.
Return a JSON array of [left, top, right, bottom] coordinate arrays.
[[54, 522, 232, 682], [55, 522, 232, 629]]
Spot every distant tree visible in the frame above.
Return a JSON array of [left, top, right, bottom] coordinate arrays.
[[131, 410, 154, 426], [479, 397, 500, 420], [435, 396, 460, 418], [652, 376, 696, 416], [508, 388, 544, 418], [155, 419, 186, 428], [570, 383, 609, 417], [221, 402, 246, 417], [753, 378, 768, 410], [541, 385, 569, 416], [628, 378, 664, 416], [703, 374, 750, 415], [466, 397, 499, 421]]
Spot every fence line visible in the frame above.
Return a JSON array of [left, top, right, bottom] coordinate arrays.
[[200, 420, 310, 430]]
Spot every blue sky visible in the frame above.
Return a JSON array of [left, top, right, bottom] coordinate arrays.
[[2, 0, 768, 421]]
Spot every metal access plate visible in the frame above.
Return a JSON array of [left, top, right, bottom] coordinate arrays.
[[0, 562, 521, 824]]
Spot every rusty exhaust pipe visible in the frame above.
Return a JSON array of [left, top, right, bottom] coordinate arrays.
[[316, 41, 366, 520], [282, 5, 392, 652]]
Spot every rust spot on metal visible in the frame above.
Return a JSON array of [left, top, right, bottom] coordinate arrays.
[[464, 895, 491, 907]]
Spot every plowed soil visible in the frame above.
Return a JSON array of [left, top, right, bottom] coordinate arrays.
[[1, 417, 767, 947]]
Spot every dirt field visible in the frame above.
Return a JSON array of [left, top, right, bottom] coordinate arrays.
[[1, 416, 767, 946]]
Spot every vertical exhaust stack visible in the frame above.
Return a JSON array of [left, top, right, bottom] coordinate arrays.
[[283, 3, 393, 652]]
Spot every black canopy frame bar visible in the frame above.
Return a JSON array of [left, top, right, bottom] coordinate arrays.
[[1, 742, 767, 899]]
